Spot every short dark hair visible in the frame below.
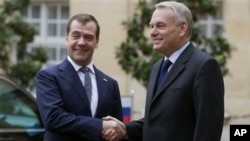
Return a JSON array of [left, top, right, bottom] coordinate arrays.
[[66, 13, 100, 40]]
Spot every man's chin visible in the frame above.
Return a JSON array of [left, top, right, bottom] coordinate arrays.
[[153, 45, 161, 51]]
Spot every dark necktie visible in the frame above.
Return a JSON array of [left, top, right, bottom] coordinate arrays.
[[81, 67, 92, 103], [157, 59, 172, 89]]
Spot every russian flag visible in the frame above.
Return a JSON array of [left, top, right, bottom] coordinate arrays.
[[121, 96, 132, 123]]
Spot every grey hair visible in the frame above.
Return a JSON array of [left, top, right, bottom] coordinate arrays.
[[155, 1, 193, 38]]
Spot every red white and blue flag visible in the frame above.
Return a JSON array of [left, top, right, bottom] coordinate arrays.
[[121, 96, 132, 123]]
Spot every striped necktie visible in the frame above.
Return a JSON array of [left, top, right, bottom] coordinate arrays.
[[81, 67, 92, 103]]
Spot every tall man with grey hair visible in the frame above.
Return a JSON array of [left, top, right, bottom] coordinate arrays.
[[103, 1, 224, 141]]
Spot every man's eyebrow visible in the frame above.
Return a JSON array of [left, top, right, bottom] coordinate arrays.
[[71, 31, 80, 34]]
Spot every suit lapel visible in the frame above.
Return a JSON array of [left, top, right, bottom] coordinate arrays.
[[57, 59, 91, 112], [94, 67, 109, 117], [153, 63, 185, 101], [146, 59, 163, 106], [152, 44, 195, 102]]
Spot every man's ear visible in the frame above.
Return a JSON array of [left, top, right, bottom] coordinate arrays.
[[65, 36, 68, 46], [95, 39, 99, 49], [179, 22, 188, 37]]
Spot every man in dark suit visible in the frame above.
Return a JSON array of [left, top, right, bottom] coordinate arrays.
[[103, 1, 224, 141], [36, 13, 123, 141]]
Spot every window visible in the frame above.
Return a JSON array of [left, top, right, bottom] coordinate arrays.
[[23, 2, 69, 37], [197, 0, 224, 37], [47, 5, 69, 37], [22, 5, 42, 35], [0, 77, 44, 140], [23, 1, 69, 67], [60, 48, 68, 60], [0, 77, 44, 129]]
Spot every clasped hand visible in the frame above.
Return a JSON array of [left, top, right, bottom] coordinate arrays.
[[102, 116, 126, 141]]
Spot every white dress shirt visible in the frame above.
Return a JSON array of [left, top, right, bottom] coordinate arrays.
[[67, 56, 98, 117]]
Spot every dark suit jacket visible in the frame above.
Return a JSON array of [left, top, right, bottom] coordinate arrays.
[[36, 59, 123, 141], [126, 43, 224, 141]]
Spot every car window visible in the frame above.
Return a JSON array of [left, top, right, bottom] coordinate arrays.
[[0, 78, 42, 129]]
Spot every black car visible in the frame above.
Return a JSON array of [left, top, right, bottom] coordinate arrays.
[[0, 76, 44, 141]]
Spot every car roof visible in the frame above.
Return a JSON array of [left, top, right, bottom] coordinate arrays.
[[0, 75, 36, 102]]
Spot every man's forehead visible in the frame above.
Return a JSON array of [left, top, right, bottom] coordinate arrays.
[[150, 8, 175, 23]]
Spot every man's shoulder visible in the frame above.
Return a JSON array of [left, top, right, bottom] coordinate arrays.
[[192, 48, 214, 61], [37, 60, 67, 76], [36, 65, 59, 78]]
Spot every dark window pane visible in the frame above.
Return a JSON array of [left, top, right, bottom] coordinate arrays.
[[214, 1, 223, 19], [47, 24, 57, 36], [212, 24, 224, 35], [61, 6, 69, 19], [48, 6, 57, 19], [32, 6, 40, 19], [198, 24, 207, 36], [0, 78, 41, 128], [46, 47, 56, 60], [33, 23, 40, 35], [60, 47, 67, 60], [60, 23, 67, 36]]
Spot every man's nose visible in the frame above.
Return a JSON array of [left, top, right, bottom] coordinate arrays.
[[150, 28, 158, 37], [78, 37, 86, 45]]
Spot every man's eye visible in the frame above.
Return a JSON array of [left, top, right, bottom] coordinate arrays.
[[71, 34, 79, 39], [149, 24, 165, 29], [157, 24, 165, 28], [85, 36, 94, 41]]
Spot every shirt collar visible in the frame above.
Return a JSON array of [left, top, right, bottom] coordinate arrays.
[[67, 56, 95, 74], [164, 41, 190, 63]]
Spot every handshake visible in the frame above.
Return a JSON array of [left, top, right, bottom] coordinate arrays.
[[102, 116, 127, 141]]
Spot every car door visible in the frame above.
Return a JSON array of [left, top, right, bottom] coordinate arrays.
[[0, 76, 44, 141]]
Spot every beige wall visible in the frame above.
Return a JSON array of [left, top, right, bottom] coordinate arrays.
[[224, 0, 250, 122], [70, 0, 146, 119]]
